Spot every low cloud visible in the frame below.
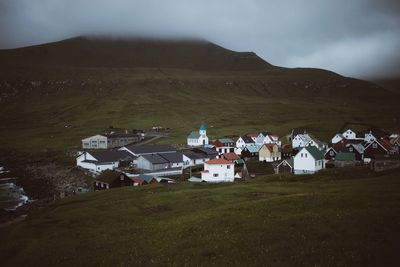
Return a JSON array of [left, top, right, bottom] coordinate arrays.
[[0, 0, 399, 79]]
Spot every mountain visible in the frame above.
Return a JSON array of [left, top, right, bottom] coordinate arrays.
[[0, 36, 398, 156], [0, 36, 271, 70]]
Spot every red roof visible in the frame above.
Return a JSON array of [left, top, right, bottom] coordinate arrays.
[[223, 152, 240, 161], [205, 158, 233, 165], [201, 170, 209, 173], [130, 177, 147, 185]]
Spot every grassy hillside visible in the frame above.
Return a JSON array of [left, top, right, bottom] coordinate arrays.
[[1, 167, 400, 266], [0, 37, 399, 161]]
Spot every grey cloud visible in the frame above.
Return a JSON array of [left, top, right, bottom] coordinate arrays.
[[0, 0, 399, 79]]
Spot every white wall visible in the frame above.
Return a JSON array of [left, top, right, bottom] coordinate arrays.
[[293, 148, 324, 175], [201, 163, 234, 182]]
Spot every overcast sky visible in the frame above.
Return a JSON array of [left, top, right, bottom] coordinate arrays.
[[1, 0, 400, 79]]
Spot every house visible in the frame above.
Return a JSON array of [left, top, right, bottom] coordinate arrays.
[[246, 133, 259, 142], [183, 151, 208, 168], [81, 132, 141, 149], [287, 128, 307, 142], [241, 144, 262, 160], [236, 136, 255, 149], [364, 129, 387, 143], [274, 158, 294, 174], [325, 147, 339, 160], [76, 150, 132, 173], [223, 152, 240, 162], [259, 144, 281, 162], [213, 138, 235, 155], [119, 144, 176, 157], [293, 133, 327, 151], [342, 129, 357, 139], [255, 132, 282, 146], [193, 147, 219, 159], [364, 139, 398, 159], [293, 146, 325, 175], [334, 153, 356, 168], [201, 158, 235, 183], [187, 122, 209, 147], [281, 144, 293, 158], [93, 170, 133, 190], [136, 152, 184, 173], [345, 143, 365, 161], [331, 134, 344, 144], [292, 133, 312, 148]]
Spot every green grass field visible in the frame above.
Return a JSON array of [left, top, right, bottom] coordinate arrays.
[[1, 167, 400, 266]]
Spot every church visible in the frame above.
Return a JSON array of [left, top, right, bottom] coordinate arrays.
[[187, 122, 209, 147]]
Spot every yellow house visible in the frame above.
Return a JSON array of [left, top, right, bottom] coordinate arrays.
[[259, 144, 281, 162]]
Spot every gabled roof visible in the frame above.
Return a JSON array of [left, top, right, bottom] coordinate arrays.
[[130, 177, 147, 185], [123, 144, 176, 155], [223, 152, 240, 161], [219, 138, 234, 144], [95, 170, 122, 184], [87, 150, 132, 163], [205, 158, 233, 165], [137, 174, 157, 183], [188, 131, 201, 139], [141, 154, 170, 164], [194, 147, 218, 156], [159, 152, 183, 163], [277, 158, 294, 168], [295, 133, 312, 143], [244, 144, 262, 153], [303, 146, 324, 160], [183, 151, 206, 160], [335, 152, 356, 161], [346, 143, 365, 154], [239, 136, 255, 143], [263, 143, 277, 152]]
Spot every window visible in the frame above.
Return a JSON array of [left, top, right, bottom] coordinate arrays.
[[305, 153, 307, 158], [213, 173, 219, 177], [301, 153, 303, 158], [227, 165, 231, 169], [349, 147, 353, 152], [372, 143, 378, 149], [330, 151, 334, 156]]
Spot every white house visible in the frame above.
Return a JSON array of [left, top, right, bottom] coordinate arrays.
[[293, 133, 327, 151], [342, 129, 356, 139], [331, 134, 344, 144], [187, 122, 209, 147], [76, 150, 132, 173], [255, 132, 282, 146], [201, 158, 235, 183], [293, 146, 325, 175], [364, 131, 377, 143], [236, 136, 255, 149]]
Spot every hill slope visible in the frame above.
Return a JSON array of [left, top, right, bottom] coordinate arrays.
[[0, 37, 398, 157], [1, 168, 400, 266], [0, 36, 271, 70]]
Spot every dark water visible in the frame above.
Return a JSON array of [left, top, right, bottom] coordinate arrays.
[[0, 166, 29, 211]]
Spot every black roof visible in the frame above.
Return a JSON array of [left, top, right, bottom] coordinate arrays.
[[141, 154, 170, 164], [88, 150, 132, 163], [241, 136, 255, 143], [193, 147, 219, 156], [124, 144, 176, 155], [183, 151, 207, 160], [159, 152, 183, 163]]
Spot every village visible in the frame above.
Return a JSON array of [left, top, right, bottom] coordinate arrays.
[[75, 122, 400, 191]]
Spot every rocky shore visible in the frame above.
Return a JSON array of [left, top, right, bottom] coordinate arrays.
[[0, 150, 90, 225]]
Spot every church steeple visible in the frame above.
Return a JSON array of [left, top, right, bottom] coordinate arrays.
[[199, 122, 206, 135]]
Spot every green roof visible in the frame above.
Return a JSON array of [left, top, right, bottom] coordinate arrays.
[[219, 138, 234, 144], [138, 174, 156, 183], [199, 122, 206, 131], [305, 146, 324, 160], [188, 131, 200, 139], [95, 170, 121, 184], [335, 152, 356, 161]]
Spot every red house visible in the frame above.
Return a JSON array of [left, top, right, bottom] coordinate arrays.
[[364, 139, 397, 159]]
